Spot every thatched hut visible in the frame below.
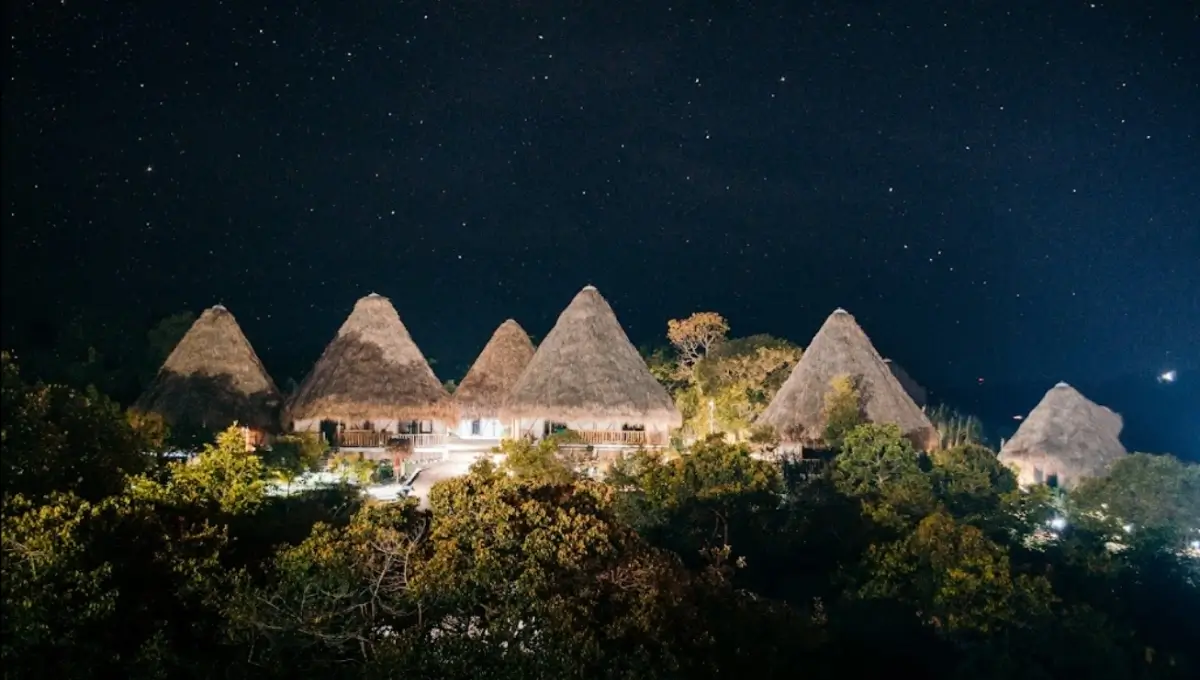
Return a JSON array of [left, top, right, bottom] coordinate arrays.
[[501, 285, 681, 447], [453, 319, 536, 439], [884, 359, 928, 408], [133, 305, 280, 445], [287, 293, 454, 448], [757, 309, 937, 451], [998, 382, 1127, 489]]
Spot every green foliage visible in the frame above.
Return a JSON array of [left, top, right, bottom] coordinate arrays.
[[263, 432, 328, 493], [1070, 453, 1200, 545], [496, 434, 579, 483], [2, 346, 1198, 680], [822, 374, 864, 449], [927, 403, 987, 449], [1, 353, 148, 503], [328, 451, 377, 485], [834, 423, 934, 528], [858, 510, 1055, 634], [131, 426, 267, 515]]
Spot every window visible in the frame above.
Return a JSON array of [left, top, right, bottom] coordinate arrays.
[[419, 420, 433, 434], [544, 421, 568, 436], [1046, 473, 1059, 489], [471, 419, 482, 436], [621, 423, 645, 432]]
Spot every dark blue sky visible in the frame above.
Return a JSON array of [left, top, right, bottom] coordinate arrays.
[[3, 1, 1197, 453]]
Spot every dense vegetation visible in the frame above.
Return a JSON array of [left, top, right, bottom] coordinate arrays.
[[3, 352, 1198, 679]]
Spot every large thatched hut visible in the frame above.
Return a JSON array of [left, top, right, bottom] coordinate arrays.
[[998, 382, 1127, 489], [286, 293, 454, 448], [757, 309, 936, 451], [133, 305, 281, 445], [453, 319, 536, 439], [501, 285, 681, 447]]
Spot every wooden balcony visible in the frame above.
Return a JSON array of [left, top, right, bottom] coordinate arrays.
[[573, 430, 668, 447], [334, 430, 446, 449]]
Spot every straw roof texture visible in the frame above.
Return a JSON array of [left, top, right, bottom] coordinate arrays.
[[998, 382, 1127, 489], [133, 305, 281, 431], [757, 309, 936, 448], [501, 286, 682, 426], [885, 359, 928, 408], [454, 319, 536, 417], [286, 294, 454, 422]]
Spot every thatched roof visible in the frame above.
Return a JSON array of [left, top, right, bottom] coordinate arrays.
[[885, 359, 928, 408], [133, 305, 281, 431], [501, 286, 682, 427], [454, 319, 536, 418], [757, 309, 936, 448], [286, 294, 454, 422], [998, 382, 1127, 489]]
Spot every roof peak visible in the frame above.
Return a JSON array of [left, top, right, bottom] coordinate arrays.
[[581, 284, 597, 291], [210, 304, 227, 311], [1054, 381, 1071, 388], [831, 307, 850, 315]]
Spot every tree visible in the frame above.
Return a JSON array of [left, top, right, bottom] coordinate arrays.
[[263, 433, 328, 495], [822, 374, 864, 450], [1, 353, 147, 504], [857, 510, 1055, 635], [130, 426, 266, 515], [833, 423, 934, 529], [1070, 453, 1200, 547], [496, 434, 579, 484], [693, 335, 802, 437], [666, 311, 729, 369], [931, 442, 1049, 543], [141, 311, 196, 385], [927, 404, 987, 449]]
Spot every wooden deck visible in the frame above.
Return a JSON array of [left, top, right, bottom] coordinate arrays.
[[572, 430, 669, 447], [334, 430, 446, 449]]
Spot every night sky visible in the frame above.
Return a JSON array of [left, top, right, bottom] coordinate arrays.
[[3, 2, 1197, 454]]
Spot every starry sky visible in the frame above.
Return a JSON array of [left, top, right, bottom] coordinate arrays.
[[3, 1, 1197, 454]]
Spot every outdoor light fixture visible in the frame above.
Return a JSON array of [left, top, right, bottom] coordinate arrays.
[[1049, 517, 1067, 531]]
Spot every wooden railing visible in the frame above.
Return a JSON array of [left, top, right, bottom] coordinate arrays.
[[334, 431, 447, 449], [573, 430, 668, 447]]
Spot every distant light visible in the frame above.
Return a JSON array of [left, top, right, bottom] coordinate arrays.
[[1049, 517, 1067, 531], [1013, 414, 1024, 421], [977, 377, 985, 384], [1123, 524, 1134, 534], [1158, 370, 1177, 384], [1190, 541, 1199, 551]]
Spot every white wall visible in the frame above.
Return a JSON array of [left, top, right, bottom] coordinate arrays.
[[455, 417, 505, 439]]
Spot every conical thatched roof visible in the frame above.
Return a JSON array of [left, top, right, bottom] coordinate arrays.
[[287, 294, 454, 422], [501, 286, 681, 426], [134, 305, 281, 431], [757, 309, 936, 448], [455, 320, 536, 418], [885, 359, 928, 408], [998, 382, 1127, 489]]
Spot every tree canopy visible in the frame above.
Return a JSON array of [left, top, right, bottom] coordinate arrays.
[[1, 353, 1197, 680]]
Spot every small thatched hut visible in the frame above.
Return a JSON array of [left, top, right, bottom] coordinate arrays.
[[757, 309, 936, 451], [501, 285, 681, 447], [998, 382, 1127, 489], [287, 293, 454, 448], [133, 305, 280, 445], [884, 359, 928, 408], [453, 319, 536, 439]]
